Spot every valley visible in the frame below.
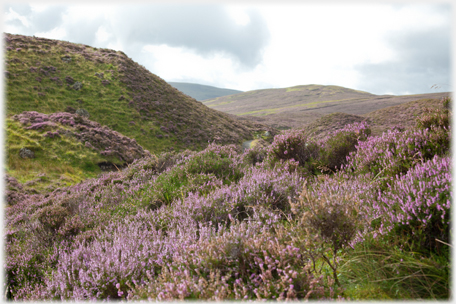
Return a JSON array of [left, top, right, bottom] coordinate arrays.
[[4, 33, 451, 301]]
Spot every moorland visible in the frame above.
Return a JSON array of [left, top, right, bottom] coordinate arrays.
[[202, 84, 449, 129], [4, 33, 451, 301]]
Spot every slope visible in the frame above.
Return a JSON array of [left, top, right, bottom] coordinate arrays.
[[299, 97, 448, 140], [4, 33, 272, 154]]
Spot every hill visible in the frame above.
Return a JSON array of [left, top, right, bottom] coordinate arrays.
[[4, 33, 275, 190], [4, 33, 273, 152], [169, 82, 243, 101], [202, 84, 450, 129]]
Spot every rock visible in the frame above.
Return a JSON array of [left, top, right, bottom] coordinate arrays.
[[61, 55, 71, 63], [76, 108, 90, 118], [73, 81, 83, 90], [19, 148, 34, 159]]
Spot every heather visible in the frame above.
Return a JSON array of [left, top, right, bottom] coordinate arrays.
[[5, 97, 451, 300]]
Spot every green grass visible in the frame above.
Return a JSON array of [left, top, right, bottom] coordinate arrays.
[[339, 235, 450, 300], [5, 118, 122, 192]]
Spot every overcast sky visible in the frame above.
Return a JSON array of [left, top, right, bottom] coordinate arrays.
[[2, 1, 452, 95]]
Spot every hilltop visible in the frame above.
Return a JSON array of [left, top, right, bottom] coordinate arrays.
[[202, 84, 450, 129], [169, 82, 243, 101]]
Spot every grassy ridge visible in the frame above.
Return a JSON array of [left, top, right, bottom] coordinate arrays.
[[5, 35, 177, 153]]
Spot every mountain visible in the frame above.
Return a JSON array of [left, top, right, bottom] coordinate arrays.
[[168, 82, 243, 101], [202, 84, 450, 129], [4, 33, 274, 191]]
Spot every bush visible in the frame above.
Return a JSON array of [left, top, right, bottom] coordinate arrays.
[[372, 155, 451, 254], [347, 127, 450, 180], [266, 129, 320, 173], [317, 122, 371, 172], [289, 177, 372, 286], [126, 211, 326, 301], [416, 97, 450, 130]]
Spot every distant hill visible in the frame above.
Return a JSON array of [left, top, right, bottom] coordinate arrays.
[[169, 82, 243, 101], [202, 84, 450, 129]]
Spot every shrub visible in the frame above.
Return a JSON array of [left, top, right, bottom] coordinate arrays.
[[347, 127, 450, 180], [266, 129, 320, 173], [289, 177, 372, 286], [127, 211, 326, 301], [317, 121, 371, 172], [372, 155, 451, 254], [416, 97, 450, 130], [183, 143, 243, 183]]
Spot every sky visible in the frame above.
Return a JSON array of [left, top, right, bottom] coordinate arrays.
[[2, 1, 452, 95]]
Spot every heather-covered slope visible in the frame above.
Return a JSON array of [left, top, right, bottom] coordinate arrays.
[[202, 84, 449, 129], [298, 97, 449, 140], [4, 33, 273, 153], [169, 82, 243, 101]]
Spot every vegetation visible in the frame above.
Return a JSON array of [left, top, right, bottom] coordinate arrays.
[[4, 33, 271, 154], [4, 33, 273, 190], [5, 97, 451, 300]]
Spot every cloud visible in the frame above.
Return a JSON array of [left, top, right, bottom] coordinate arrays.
[[355, 22, 451, 95], [4, 4, 66, 34], [108, 4, 270, 68], [4, 4, 270, 69]]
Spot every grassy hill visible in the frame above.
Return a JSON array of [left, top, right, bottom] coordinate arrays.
[[5, 33, 272, 152], [4, 33, 274, 190], [169, 82, 243, 101], [202, 84, 450, 129]]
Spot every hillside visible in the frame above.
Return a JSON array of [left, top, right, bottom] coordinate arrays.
[[169, 82, 243, 101], [4, 33, 276, 191], [202, 84, 450, 129], [4, 33, 273, 152]]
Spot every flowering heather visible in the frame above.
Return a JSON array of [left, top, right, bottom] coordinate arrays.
[[346, 126, 450, 179], [4, 31, 451, 300], [11, 111, 150, 164], [372, 155, 451, 250], [266, 129, 320, 172]]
